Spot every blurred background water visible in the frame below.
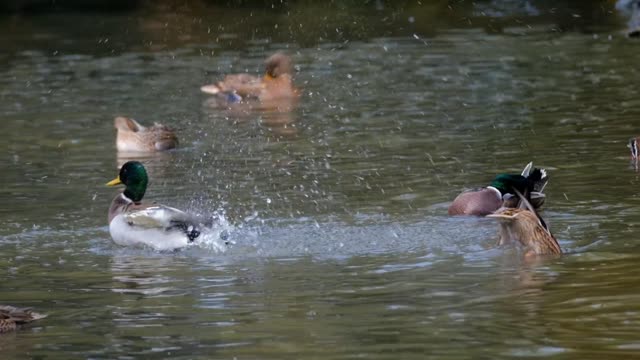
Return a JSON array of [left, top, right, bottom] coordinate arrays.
[[2, 0, 640, 358]]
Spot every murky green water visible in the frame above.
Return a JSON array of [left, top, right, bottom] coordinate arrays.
[[2, 1, 640, 359]]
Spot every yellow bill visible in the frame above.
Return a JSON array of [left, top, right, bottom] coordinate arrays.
[[106, 176, 122, 186]]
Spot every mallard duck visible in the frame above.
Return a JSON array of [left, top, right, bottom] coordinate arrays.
[[448, 162, 548, 216], [487, 190, 562, 257], [107, 161, 204, 251], [502, 162, 547, 209], [200, 52, 298, 102], [628, 137, 638, 159], [114, 116, 178, 152], [0, 305, 46, 334]]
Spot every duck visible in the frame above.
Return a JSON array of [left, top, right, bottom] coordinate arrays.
[[200, 52, 298, 102], [0, 305, 46, 334], [106, 161, 204, 251], [114, 116, 178, 152], [616, 0, 640, 37], [487, 189, 562, 257], [628, 137, 638, 159], [448, 162, 548, 216]]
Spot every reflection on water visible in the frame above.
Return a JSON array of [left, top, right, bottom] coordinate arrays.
[[1, 1, 640, 359], [202, 95, 300, 138], [110, 255, 178, 296]]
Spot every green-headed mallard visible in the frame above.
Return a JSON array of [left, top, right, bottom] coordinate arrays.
[[0, 305, 46, 334], [487, 189, 562, 257], [200, 52, 298, 102], [107, 161, 203, 251], [448, 162, 548, 216], [114, 116, 178, 152]]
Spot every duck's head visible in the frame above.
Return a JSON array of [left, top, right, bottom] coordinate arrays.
[[628, 138, 638, 159], [490, 174, 528, 196], [264, 52, 293, 81], [107, 161, 148, 202]]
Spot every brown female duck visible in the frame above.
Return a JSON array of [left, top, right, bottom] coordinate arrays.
[[114, 116, 178, 152], [200, 52, 298, 102], [0, 305, 46, 334], [487, 190, 562, 257]]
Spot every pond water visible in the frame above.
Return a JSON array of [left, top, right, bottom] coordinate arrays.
[[2, 1, 640, 359]]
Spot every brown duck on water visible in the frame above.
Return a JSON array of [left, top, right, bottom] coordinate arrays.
[[487, 189, 562, 257], [200, 52, 299, 102], [0, 305, 46, 334], [114, 116, 178, 153]]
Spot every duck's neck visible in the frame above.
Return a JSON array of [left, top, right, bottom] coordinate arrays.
[[124, 184, 145, 203], [108, 193, 133, 223]]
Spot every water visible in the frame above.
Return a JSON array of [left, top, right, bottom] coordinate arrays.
[[2, 1, 640, 358]]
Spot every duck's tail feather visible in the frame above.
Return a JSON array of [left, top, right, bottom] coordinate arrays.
[[200, 84, 221, 95], [522, 163, 548, 194], [520, 162, 533, 177], [168, 215, 232, 244], [168, 220, 201, 242]]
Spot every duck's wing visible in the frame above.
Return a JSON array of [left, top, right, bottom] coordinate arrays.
[[124, 205, 201, 241], [202, 74, 264, 98], [222, 74, 263, 94], [0, 305, 46, 324], [125, 205, 193, 228], [149, 123, 178, 151]]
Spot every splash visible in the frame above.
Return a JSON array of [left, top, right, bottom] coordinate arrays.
[[189, 207, 236, 253]]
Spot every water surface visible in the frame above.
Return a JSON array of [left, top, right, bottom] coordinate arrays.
[[1, 2, 640, 359]]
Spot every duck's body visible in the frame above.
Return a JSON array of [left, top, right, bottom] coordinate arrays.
[[114, 116, 178, 152], [201, 52, 298, 102], [448, 162, 548, 216], [0, 305, 46, 334], [488, 203, 562, 257], [107, 161, 201, 251], [448, 186, 503, 216], [203, 73, 264, 99]]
